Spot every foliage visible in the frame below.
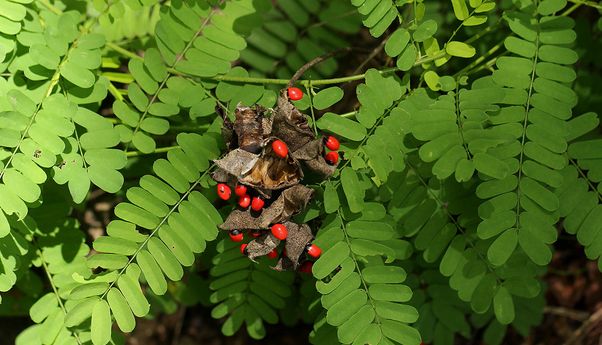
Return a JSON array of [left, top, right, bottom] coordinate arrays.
[[0, 0, 600, 344]]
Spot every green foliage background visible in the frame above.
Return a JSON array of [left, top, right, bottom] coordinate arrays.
[[0, 0, 600, 344]]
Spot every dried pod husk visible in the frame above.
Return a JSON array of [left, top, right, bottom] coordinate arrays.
[[234, 104, 264, 153], [221, 115, 237, 151], [245, 233, 280, 262], [292, 139, 337, 178], [271, 90, 314, 152], [272, 222, 313, 270], [219, 184, 314, 231], [239, 140, 302, 191], [273, 256, 295, 271], [259, 184, 313, 225], [215, 144, 303, 193], [211, 168, 237, 184], [214, 148, 259, 177]]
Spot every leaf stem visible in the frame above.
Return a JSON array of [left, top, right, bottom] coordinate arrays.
[[106, 42, 448, 86], [126, 145, 180, 157], [100, 163, 216, 300], [37, 246, 83, 345], [36, 0, 62, 15], [567, 0, 600, 10]]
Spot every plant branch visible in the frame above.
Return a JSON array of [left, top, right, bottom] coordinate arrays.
[[107, 42, 447, 87], [126, 145, 180, 157], [288, 48, 352, 87], [36, 0, 62, 15], [567, 0, 601, 10]]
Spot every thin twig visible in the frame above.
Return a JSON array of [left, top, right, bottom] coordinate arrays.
[[352, 34, 389, 75], [563, 308, 602, 345], [288, 47, 352, 87], [544, 306, 589, 321]]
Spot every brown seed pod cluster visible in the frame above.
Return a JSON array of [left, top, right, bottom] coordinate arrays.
[[213, 89, 339, 271]]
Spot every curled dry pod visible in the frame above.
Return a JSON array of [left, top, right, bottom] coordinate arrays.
[[234, 105, 264, 153], [217, 183, 231, 200]]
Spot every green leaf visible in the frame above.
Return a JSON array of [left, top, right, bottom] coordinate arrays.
[[493, 286, 514, 324], [323, 182, 340, 214], [538, 0, 567, 15], [451, 0, 470, 20], [65, 297, 99, 327], [147, 237, 183, 281], [69, 282, 109, 300], [93, 236, 138, 255], [347, 221, 395, 240], [29, 293, 57, 323], [413, 19, 437, 42], [385, 28, 410, 57], [61, 60, 95, 88], [375, 301, 419, 323], [381, 320, 422, 345], [316, 113, 367, 141], [117, 270, 150, 317], [107, 288, 135, 333], [91, 300, 111, 345], [369, 284, 413, 302], [474, 153, 509, 179], [362, 266, 406, 284], [137, 249, 168, 295], [446, 41, 476, 58], [114, 203, 160, 229], [341, 168, 365, 213], [337, 304, 375, 344], [487, 229, 518, 266], [326, 289, 367, 326], [313, 242, 350, 279], [313, 87, 344, 110]]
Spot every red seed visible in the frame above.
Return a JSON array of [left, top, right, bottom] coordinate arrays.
[[306, 244, 322, 258], [217, 183, 231, 200], [325, 151, 339, 165], [251, 196, 265, 211], [250, 230, 262, 238], [272, 140, 288, 158], [271, 224, 288, 240], [267, 249, 278, 259], [324, 136, 340, 151], [287, 87, 303, 101], [234, 184, 248, 197], [240, 243, 247, 255], [299, 261, 313, 274], [238, 194, 251, 209], [229, 230, 243, 242]]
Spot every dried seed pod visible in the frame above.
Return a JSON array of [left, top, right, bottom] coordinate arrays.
[[245, 233, 281, 262], [219, 184, 313, 231], [234, 104, 264, 153]]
